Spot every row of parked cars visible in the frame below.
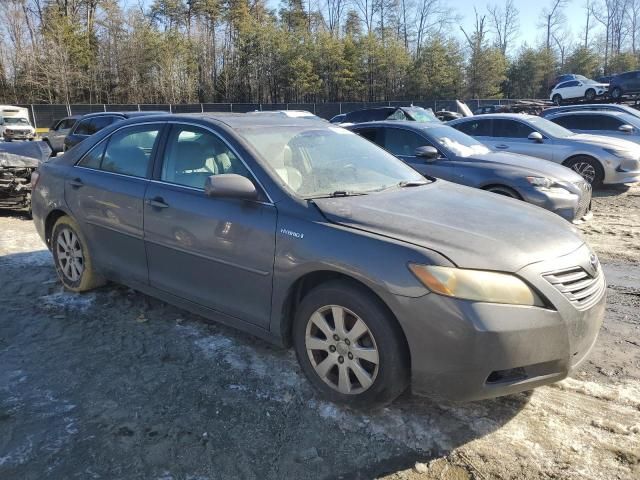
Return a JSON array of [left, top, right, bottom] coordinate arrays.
[[29, 107, 611, 408], [548, 70, 640, 104]]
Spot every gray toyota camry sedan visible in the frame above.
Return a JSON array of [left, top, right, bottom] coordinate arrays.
[[31, 113, 606, 407]]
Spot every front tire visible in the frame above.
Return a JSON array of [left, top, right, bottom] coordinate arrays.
[[564, 156, 605, 188], [585, 89, 596, 101], [293, 280, 409, 408], [552, 94, 562, 105], [51, 216, 105, 292]]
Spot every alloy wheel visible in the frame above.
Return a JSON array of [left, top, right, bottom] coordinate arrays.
[[570, 162, 596, 184], [56, 227, 84, 282], [305, 305, 379, 395]]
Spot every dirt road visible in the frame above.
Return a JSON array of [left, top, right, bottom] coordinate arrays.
[[0, 186, 639, 480]]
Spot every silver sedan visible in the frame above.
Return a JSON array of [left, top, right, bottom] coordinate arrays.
[[448, 113, 640, 187]]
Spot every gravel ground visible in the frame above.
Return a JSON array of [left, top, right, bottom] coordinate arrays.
[[0, 185, 639, 480]]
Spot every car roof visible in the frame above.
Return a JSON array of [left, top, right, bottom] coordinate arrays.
[[346, 120, 444, 131], [548, 110, 629, 118], [452, 113, 538, 121], [111, 112, 330, 129], [77, 111, 167, 120]]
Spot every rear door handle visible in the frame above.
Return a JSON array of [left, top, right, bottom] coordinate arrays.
[[146, 197, 169, 209], [69, 178, 83, 188], [494, 144, 509, 149]]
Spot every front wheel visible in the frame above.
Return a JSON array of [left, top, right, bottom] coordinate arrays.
[[51, 216, 105, 292], [564, 156, 604, 188], [552, 94, 562, 105], [585, 89, 596, 101], [293, 281, 409, 408]]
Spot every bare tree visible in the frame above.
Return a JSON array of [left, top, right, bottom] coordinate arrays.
[[325, 0, 345, 36], [487, 0, 519, 55], [591, 0, 629, 72], [541, 0, 568, 51], [414, 0, 456, 56]]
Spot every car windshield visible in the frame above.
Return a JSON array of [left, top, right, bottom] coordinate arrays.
[[405, 107, 439, 123], [4, 117, 29, 125], [527, 116, 575, 138], [239, 125, 427, 198], [426, 126, 490, 157]]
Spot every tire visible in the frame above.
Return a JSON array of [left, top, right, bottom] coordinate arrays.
[[552, 94, 562, 105], [51, 216, 105, 292], [292, 280, 409, 409], [610, 87, 623, 100], [484, 185, 521, 199], [564, 156, 605, 188], [585, 89, 596, 101]]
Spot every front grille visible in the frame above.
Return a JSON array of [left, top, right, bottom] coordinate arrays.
[[543, 265, 605, 310], [574, 181, 592, 219]]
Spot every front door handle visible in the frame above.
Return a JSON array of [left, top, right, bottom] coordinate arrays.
[[494, 144, 509, 149], [69, 178, 83, 188], [146, 197, 169, 209]]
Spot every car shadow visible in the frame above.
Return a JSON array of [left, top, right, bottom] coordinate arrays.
[[592, 184, 632, 198], [0, 207, 31, 220], [0, 250, 533, 480]]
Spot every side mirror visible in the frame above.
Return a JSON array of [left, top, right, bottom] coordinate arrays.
[[528, 132, 543, 143], [205, 174, 258, 200], [619, 124, 633, 133], [414, 145, 439, 161]]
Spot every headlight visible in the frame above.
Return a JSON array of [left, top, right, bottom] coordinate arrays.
[[408, 264, 544, 306], [526, 176, 554, 189], [603, 147, 635, 159]]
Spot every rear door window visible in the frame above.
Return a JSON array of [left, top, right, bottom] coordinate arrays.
[[74, 119, 92, 136], [100, 125, 161, 178]]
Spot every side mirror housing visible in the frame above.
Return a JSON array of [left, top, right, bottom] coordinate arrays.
[[415, 145, 439, 161], [528, 131, 543, 143], [205, 174, 258, 200], [619, 124, 634, 133]]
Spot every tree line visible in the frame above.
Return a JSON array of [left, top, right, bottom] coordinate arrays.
[[1, 0, 639, 105]]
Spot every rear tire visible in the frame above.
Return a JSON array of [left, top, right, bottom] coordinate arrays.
[[292, 280, 409, 409], [51, 216, 105, 292], [564, 156, 604, 188], [611, 87, 623, 100], [585, 89, 596, 101], [552, 94, 562, 105]]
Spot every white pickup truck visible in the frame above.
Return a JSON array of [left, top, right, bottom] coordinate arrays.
[[0, 105, 35, 141]]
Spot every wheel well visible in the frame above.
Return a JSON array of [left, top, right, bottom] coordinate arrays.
[[562, 154, 602, 169], [280, 271, 409, 356], [481, 184, 522, 200], [44, 209, 68, 248]]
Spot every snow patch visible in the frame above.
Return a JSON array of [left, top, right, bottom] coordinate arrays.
[[40, 291, 95, 312]]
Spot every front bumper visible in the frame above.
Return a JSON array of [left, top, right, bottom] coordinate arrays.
[[604, 158, 640, 184], [520, 183, 592, 223], [391, 244, 605, 401], [3, 130, 35, 140]]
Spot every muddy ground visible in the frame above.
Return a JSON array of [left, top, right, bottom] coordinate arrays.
[[0, 185, 639, 480]]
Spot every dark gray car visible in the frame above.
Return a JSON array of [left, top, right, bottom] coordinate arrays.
[[347, 121, 592, 223], [31, 113, 605, 407]]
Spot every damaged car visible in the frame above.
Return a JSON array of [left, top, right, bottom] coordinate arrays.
[[0, 141, 50, 210]]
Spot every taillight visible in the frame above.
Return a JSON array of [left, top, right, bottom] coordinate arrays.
[[31, 170, 40, 189]]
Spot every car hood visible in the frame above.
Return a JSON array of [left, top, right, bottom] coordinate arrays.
[[570, 133, 640, 152], [464, 151, 584, 181], [0, 141, 49, 168], [314, 181, 584, 272]]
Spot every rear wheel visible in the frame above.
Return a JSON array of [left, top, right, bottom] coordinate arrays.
[[293, 280, 409, 408], [552, 94, 562, 105], [610, 87, 623, 100], [564, 156, 604, 188], [585, 89, 596, 101], [51, 216, 105, 292]]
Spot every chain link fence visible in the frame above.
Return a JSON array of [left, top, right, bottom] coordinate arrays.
[[16, 99, 530, 130]]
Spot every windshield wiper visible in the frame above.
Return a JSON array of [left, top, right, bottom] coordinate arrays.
[[306, 191, 369, 199]]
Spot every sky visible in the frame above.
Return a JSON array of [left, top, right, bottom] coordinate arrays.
[[123, 0, 589, 52]]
